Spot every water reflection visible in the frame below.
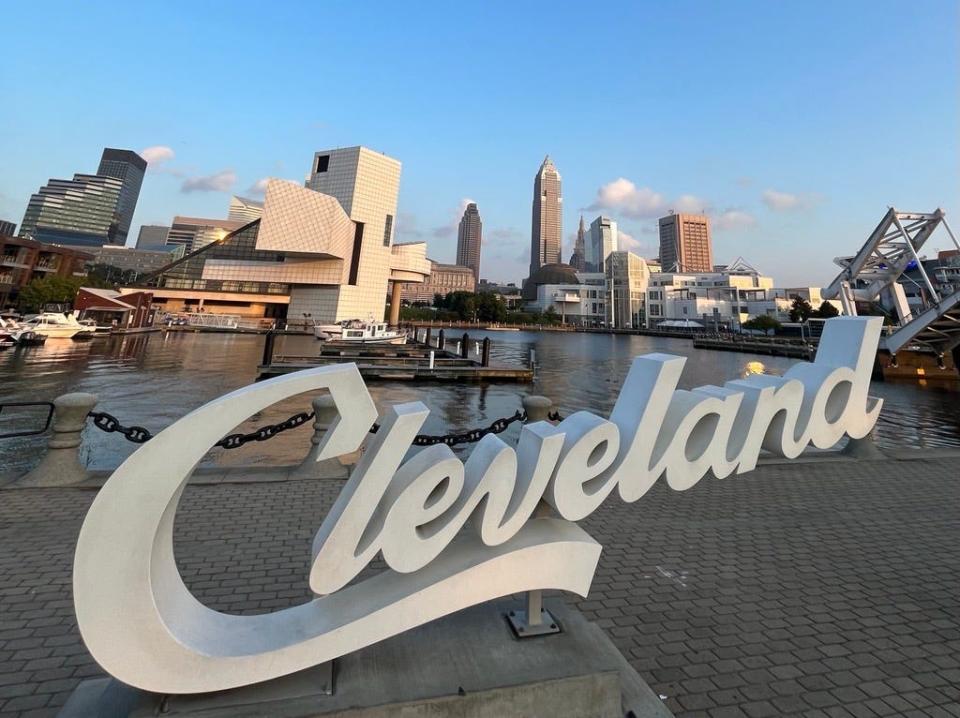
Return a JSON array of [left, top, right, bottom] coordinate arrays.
[[1, 329, 958, 475]]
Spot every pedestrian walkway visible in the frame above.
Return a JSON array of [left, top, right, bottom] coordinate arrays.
[[0, 456, 958, 717]]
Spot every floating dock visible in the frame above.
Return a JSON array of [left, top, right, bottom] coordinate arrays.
[[257, 332, 533, 383], [692, 335, 816, 359]]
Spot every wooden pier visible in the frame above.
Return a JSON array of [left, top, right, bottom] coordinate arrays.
[[257, 330, 533, 383]]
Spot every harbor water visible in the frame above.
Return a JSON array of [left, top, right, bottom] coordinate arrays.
[[2, 329, 959, 476]]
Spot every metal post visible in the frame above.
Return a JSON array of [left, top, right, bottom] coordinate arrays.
[[19, 393, 99, 487], [424, 327, 432, 347], [429, 350, 435, 370], [460, 333, 469, 358], [437, 329, 446, 351], [481, 337, 491, 367], [261, 330, 276, 366]]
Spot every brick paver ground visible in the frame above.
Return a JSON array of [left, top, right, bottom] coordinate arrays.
[[0, 456, 958, 717]]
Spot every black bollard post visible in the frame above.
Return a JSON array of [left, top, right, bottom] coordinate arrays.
[[481, 337, 491, 367], [438, 329, 446, 351], [461, 333, 470, 359], [425, 327, 432, 348], [262, 330, 276, 366]]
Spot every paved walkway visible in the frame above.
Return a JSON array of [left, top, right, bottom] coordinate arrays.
[[0, 456, 958, 717]]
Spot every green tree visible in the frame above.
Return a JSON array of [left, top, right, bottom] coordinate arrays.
[[813, 301, 840, 318], [789, 296, 814, 322], [18, 275, 85, 312], [742, 314, 782, 332], [475, 292, 507, 322]]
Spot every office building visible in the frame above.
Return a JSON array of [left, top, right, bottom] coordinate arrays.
[[136, 225, 171, 249], [228, 196, 264, 223], [529, 155, 562, 278], [19, 174, 124, 247], [658, 213, 713, 272], [1, 236, 92, 307], [569, 215, 586, 271], [19, 148, 147, 247], [91, 245, 184, 278], [400, 261, 476, 304], [584, 216, 618, 273], [0, 220, 16, 237], [141, 174, 430, 325], [606, 251, 651, 329], [95, 149, 147, 245], [456, 202, 482, 282], [167, 217, 247, 253]]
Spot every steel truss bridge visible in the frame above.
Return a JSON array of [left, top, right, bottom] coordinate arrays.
[[822, 208, 960, 361]]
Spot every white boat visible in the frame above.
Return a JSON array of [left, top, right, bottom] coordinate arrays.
[[314, 320, 406, 344], [18, 313, 87, 339]]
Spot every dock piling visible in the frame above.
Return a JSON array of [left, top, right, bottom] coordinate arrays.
[[437, 329, 446, 351], [262, 330, 276, 366], [19, 392, 99, 487], [461, 333, 470, 358], [481, 337, 491, 367]]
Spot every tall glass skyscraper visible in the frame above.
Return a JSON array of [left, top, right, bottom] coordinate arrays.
[[456, 202, 482, 282], [96, 149, 147, 245], [529, 155, 562, 279], [583, 216, 619, 273], [19, 148, 146, 247]]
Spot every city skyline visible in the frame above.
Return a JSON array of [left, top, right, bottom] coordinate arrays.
[[1, 1, 957, 286]]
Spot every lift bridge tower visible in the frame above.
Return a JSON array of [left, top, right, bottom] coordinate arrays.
[[822, 208, 960, 364]]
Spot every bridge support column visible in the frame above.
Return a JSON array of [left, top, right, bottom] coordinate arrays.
[[388, 282, 403, 327]]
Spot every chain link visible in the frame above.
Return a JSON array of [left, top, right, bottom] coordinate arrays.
[[87, 407, 535, 448]]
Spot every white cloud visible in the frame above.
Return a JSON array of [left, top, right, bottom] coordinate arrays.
[[245, 178, 271, 196], [674, 194, 710, 214], [432, 197, 476, 238], [714, 209, 758, 231], [761, 189, 803, 211], [617, 229, 644, 252], [140, 145, 175, 165], [586, 178, 666, 218], [181, 170, 236, 194]]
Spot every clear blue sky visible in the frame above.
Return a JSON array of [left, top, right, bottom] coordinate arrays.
[[1, 0, 957, 285]]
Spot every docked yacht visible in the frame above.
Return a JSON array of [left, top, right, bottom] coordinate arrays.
[[313, 320, 407, 344], [18, 312, 91, 339]]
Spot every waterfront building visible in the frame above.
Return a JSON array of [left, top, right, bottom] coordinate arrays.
[[658, 212, 713, 272], [569, 215, 586, 271], [136, 225, 171, 249], [0, 220, 16, 237], [91, 245, 184, 278], [228, 196, 265, 223], [166, 217, 248, 253], [400, 260, 475, 304], [139, 176, 429, 324], [19, 148, 146, 247], [643, 268, 839, 329], [74, 287, 155, 331], [605, 251, 651, 329], [456, 203, 482, 282], [529, 156, 562, 279], [304, 146, 413, 323], [522, 264, 607, 326], [0, 236, 92, 307], [584, 216, 619, 273], [95, 149, 147, 245]]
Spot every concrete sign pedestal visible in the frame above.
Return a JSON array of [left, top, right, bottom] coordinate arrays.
[[60, 599, 672, 718]]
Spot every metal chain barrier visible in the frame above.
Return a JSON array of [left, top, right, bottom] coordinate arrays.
[[87, 410, 316, 449], [368, 410, 527, 446], [86, 407, 540, 449]]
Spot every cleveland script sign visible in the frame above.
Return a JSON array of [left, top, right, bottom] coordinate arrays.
[[73, 317, 883, 693]]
